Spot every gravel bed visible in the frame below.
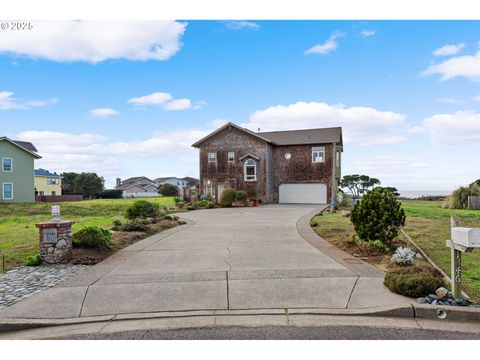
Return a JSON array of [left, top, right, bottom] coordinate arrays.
[[0, 264, 88, 310]]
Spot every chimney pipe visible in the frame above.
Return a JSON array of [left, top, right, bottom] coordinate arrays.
[[116, 178, 121, 187]]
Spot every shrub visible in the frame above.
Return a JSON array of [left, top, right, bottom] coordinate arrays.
[[235, 191, 248, 202], [158, 183, 179, 197], [125, 200, 160, 220], [24, 254, 42, 266], [310, 218, 318, 227], [173, 197, 182, 204], [206, 201, 215, 209], [219, 188, 236, 207], [73, 226, 112, 248], [176, 201, 185, 208], [350, 188, 406, 245], [194, 199, 210, 208], [391, 246, 416, 265], [122, 219, 149, 232], [338, 193, 352, 208], [384, 265, 444, 298], [112, 218, 123, 231], [447, 183, 480, 209], [358, 239, 390, 254], [98, 189, 123, 199]]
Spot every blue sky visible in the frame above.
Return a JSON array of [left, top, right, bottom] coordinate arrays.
[[1, 20, 479, 190]]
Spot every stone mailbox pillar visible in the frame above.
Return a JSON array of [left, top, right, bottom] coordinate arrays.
[[36, 220, 74, 264]]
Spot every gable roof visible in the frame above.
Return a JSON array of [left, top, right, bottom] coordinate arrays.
[[191, 122, 273, 148], [0, 137, 42, 159], [259, 127, 343, 146], [122, 176, 154, 184], [191, 123, 343, 148], [155, 177, 182, 182], [34, 169, 63, 178]]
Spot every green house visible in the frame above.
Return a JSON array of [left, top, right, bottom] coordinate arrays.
[[0, 137, 41, 203]]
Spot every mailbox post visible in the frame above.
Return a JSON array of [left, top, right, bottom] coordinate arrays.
[[446, 216, 480, 298]]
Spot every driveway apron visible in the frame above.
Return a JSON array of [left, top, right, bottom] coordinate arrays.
[[0, 205, 409, 319]]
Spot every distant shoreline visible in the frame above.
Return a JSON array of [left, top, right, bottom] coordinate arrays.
[[398, 190, 451, 199]]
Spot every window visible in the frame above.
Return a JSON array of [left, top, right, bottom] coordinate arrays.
[[2, 183, 13, 200], [312, 147, 325, 163], [244, 159, 257, 181], [39, 191, 45, 196], [52, 191, 56, 196], [228, 152, 235, 163], [208, 152, 217, 163], [2, 158, 12, 172], [47, 178, 59, 185]]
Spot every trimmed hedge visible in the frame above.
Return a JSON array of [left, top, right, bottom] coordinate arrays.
[[98, 189, 123, 199], [384, 265, 444, 298]]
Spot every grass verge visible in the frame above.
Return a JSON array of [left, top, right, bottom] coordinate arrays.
[[0, 197, 175, 271], [311, 200, 480, 302]]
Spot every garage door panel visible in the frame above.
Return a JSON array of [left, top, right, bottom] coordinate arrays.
[[279, 184, 327, 204]]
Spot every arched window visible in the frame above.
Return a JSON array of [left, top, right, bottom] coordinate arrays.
[[244, 159, 257, 181]]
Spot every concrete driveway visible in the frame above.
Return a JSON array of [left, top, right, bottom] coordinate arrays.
[[0, 205, 409, 319]]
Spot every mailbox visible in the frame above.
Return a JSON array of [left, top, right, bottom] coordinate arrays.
[[451, 227, 480, 248]]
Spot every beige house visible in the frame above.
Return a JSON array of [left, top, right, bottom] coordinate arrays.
[[34, 169, 62, 196], [115, 176, 161, 198]]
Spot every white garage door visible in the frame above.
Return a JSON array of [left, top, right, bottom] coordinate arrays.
[[279, 183, 327, 204]]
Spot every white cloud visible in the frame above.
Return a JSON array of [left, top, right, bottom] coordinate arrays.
[[305, 31, 346, 55], [163, 98, 192, 111], [421, 50, 480, 82], [423, 110, 480, 143], [243, 101, 407, 146], [436, 97, 467, 104], [406, 126, 426, 134], [0, 91, 58, 110], [90, 108, 119, 117], [192, 100, 207, 110], [472, 95, 480, 102], [433, 43, 465, 57], [222, 21, 260, 31], [0, 21, 186, 63], [127, 91, 198, 111], [361, 29, 376, 37], [128, 92, 173, 106], [209, 118, 229, 128]]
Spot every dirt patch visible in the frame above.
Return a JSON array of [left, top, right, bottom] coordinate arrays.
[[70, 219, 184, 265]]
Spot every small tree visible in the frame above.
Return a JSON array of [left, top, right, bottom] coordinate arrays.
[[340, 174, 381, 199], [350, 187, 406, 244], [219, 188, 236, 207], [377, 186, 400, 197], [74, 172, 104, 199], [158, 183, 179, 197]]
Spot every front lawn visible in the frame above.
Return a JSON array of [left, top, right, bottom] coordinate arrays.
[[0, 197, 175, 271], [311, 200, 480, 302]]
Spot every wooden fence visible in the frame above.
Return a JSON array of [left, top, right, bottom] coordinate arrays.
[[35, 195, 84, 202], [467, 196, 480, 210]]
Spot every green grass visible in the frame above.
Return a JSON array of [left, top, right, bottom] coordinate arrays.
[[0, 197, 175, 271], [311, 200, 480, 302]]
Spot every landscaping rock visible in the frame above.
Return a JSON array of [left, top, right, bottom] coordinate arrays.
[[435, 287, 449, 299], [341, 210, 351, 217], [0, 264, 87, 309], [417, 297, 426, 304]]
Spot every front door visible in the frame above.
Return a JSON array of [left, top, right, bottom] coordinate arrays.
[[217, 183, 225, 201]]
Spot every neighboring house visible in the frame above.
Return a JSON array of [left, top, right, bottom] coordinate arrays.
[[181, 176, 200, 189], [115, 176, 160, 198], [34, 169, 63, 196], [191, 122, 343, 204], [154, 177, 189, 189], [0, 137, 42, 203]]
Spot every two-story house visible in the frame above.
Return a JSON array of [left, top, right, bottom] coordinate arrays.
[[154, 177, 189, 190], [192, 122, 343, 204], [0, 137, 41, 203], [115, 176, 160, 198], [34, 169, 63, 196]]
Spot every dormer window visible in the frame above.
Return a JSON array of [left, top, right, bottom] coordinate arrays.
[[208, 152, 217, 163], [312, 147, 325, 163], [244, 159, 257, 181], [228, 152, 235, 163]]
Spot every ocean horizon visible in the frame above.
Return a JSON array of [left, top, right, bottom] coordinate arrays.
[[398, 190, 451, 199]]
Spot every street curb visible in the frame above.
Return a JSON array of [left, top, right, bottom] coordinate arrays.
[[1, 304, 480, 334]]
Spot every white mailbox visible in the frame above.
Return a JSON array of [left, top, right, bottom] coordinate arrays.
[[451, 227, 480, 248]]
